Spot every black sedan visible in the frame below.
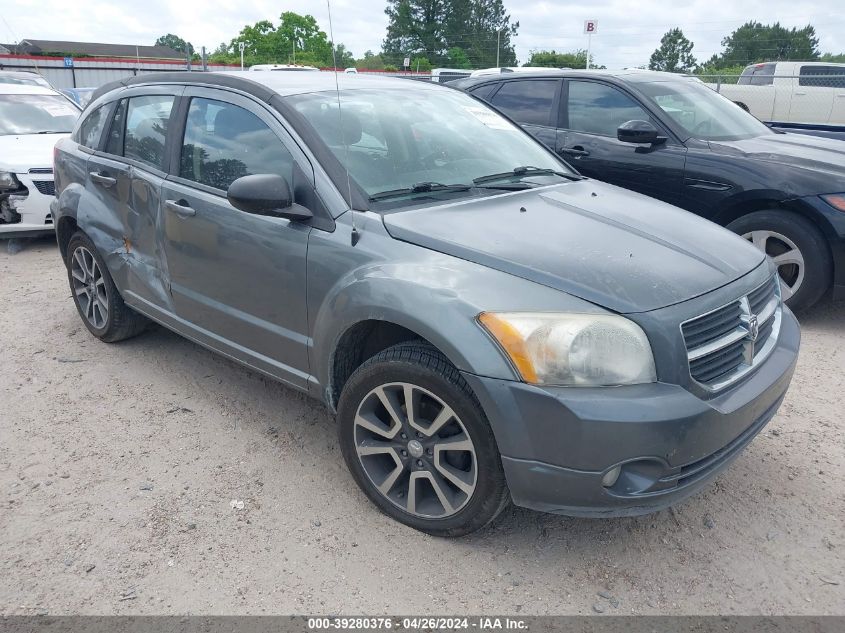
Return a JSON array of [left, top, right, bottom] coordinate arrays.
[[453, 69, 845, 311]]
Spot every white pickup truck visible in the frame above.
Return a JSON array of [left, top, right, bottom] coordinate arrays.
[[714, 61, 845, 126]]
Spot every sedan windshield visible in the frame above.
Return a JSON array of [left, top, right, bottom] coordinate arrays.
[[287, 87, 575, 203], [638, 80, 773, 141], [0, 94, 79, 135]]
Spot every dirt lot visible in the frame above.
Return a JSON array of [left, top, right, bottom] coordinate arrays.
[[1, 235, 843, 616]]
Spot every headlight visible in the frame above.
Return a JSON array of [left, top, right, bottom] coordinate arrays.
[[821, 193, 845, 212], [478, 312, 656, 386], [0, 171, 21, 191]]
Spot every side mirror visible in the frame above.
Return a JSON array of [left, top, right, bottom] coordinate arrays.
[[617, 120, 665, 145], [227, 174, 312, 221]]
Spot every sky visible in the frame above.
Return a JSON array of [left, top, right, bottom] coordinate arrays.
[[2, 0, 843, 68]]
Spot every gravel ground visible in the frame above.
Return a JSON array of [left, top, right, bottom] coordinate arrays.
[[1, 235, 843, 616]]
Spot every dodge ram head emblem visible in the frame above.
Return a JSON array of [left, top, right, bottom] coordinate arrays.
[[747, 314, 759, 342]]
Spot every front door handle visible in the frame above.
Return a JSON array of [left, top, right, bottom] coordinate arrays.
[[560, 146, 590, 158], [164, 199, 196, 218], [89, 171, 116, 187]]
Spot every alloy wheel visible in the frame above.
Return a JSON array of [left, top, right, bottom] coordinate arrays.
[[70, 246, 109, 329], [353, 382, 478, 519], [742, 230, 805, 301]]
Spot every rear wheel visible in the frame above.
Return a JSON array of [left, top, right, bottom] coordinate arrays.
[[727, 211, 831, 312], [66, 232, 149, 342], [337, 342, 509, 537]]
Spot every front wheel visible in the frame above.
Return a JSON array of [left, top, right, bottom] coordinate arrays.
[[727, 211, 831, 312], [337, 342, 509, 537]]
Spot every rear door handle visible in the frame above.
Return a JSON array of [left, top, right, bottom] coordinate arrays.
[[560, 147, 590, 157], [164, 199, 196, 218], [89, 171, 116, 187]]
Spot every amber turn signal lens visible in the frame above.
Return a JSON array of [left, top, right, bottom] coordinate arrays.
[[477, 312, 538, 383], [821, 194, 845, 212]]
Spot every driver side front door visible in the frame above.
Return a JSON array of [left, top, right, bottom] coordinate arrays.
[[560, 79, 688, 207]]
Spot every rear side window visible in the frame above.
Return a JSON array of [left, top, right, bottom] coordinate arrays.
[[470, 83, 498, 101], [738, 63, 776, 86], [490, 79, 559, 126], [179, 97, 293, 191], [123, 95, 176, 169], [78, 104, 108, 149], [799, 65, 845, 88], [566, 81, 651, 137]]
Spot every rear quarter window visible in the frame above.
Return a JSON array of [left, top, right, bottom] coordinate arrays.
[[76, 104, 108, 149]]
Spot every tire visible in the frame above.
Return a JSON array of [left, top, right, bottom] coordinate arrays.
[[727, 210, 831, 312], [66, 231, 149, 342], [337, 342, 509, 537]]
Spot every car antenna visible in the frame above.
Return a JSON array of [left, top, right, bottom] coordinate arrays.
[[326, 0, 360, 246]]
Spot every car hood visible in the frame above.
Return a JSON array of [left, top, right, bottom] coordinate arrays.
[[710, 132, 845, 179], [0, 133, 68, 172], [382, 181, 765, 313]]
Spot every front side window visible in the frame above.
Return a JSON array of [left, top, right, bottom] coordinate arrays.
[[179, 98, 293, 191], [78, 104, 108, 149], [799, 65, 845, 89], [566, 81, 651, 137], [0, 94, 79, 135], [490, 79, 559, 126], [639, 80, 773, 141], [122, 95, 175, 169]]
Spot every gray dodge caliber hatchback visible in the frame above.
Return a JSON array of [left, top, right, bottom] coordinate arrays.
[[53, 72, 800, 536]]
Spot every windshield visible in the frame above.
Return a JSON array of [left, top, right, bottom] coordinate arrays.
[[0, 94, 79, 135], [287, 88, 574, 203], [638, 80, 772, 141]]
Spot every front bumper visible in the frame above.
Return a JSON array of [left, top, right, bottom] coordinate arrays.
[[462, 307, 800, 517], [0, 172, 55, 237]]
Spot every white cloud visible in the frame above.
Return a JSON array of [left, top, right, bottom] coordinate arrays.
[[1, 0, 843, 67]]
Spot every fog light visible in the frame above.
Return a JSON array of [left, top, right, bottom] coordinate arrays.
[[601, 466, 621, 488]]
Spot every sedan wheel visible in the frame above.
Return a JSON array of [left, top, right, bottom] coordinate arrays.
[[742, 230, 805, 302], [70, 245, 109, 329], [353, 381, 478, 519]]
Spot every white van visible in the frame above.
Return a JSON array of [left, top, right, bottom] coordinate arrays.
[[714, 61, 845, 126]]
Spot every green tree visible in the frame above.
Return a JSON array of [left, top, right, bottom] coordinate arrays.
[[446, 46, 471, 69], [411, 56, 433, 71], [356, 50, 386, 69], [382, 0, 518, 68], [525, 49, 598, 70], [717, 22, 819, 67], [155, 33, 193, 55], [820, 52, 845, 63], [649, 28, 696, 72], [331, 43, 355, 68]]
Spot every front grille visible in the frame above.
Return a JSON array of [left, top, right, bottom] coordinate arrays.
[[28, 167, 53, 175], [681, 275, 781, 390], [31, 180, 55, 196]]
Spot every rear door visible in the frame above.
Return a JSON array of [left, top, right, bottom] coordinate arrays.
[[560, 79, 687, 205], [85, 87, 182, 306], [160, 87, 313, 388], [486, 78, 563, 153]]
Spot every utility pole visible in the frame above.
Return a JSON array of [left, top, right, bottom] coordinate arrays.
[[239, 41, 245, 70], [496, 28, 502, 68]]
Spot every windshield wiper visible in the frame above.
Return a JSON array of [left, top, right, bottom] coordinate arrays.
[[473, 165, 581, 185], [35, 130, 66, 134], [368, 182, 473, 201]]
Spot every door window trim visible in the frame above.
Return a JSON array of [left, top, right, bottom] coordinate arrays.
[[488, 78, 563, 129], [165, 86, 335, 232], [95, 85, 185, 177], [561, 78, 679, 144]]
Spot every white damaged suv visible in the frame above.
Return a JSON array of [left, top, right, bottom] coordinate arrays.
[[0, 83, 80, 237]]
